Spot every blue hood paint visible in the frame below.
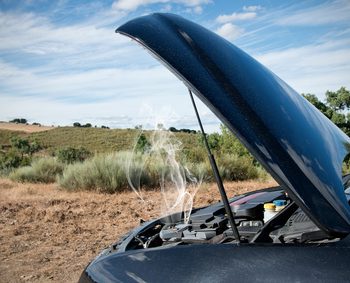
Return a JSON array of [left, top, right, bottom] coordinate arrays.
[[116, 13, 350, 234]]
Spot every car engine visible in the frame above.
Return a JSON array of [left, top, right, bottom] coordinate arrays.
[[106, 187, 339, 256]]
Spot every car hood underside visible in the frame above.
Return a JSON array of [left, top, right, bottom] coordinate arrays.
[[116, 13, 350, 235]]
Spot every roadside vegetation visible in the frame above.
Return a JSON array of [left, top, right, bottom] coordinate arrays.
[[2, 87, 349, 193], [1, 123, 268, 192]]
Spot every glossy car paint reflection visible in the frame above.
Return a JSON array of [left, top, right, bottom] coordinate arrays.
[[116, 13, 350, 234], [81, 235, 350, 282]]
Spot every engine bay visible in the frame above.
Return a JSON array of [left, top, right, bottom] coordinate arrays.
[[109, 187, 340, 254]]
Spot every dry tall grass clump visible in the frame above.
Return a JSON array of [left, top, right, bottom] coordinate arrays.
[[217, 154, 265, 181], [58, 152, 129, 193], [56, 151, 266, 193], [9, 157, 64, 183]]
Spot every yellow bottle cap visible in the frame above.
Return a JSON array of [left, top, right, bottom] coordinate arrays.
[[264, 203, 276, 210]]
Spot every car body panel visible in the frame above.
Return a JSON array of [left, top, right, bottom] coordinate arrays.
[[80, 186, 350, 282], [82, 235, 350, 283], [116, 13, 350, 235]]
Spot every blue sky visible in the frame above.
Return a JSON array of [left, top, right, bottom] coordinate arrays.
[[0, 0, 349, 131]]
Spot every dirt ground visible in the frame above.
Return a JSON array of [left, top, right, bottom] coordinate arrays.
[[0, 178, 277, 283], [0, 122, 54, 133]]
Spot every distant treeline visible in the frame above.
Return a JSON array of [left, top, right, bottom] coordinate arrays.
[[168, 127, 197, 134]]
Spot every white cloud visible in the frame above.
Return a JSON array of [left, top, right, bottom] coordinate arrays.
[[243, 5, 262, 12], [160, 4, 172, 12], [112, 0, 166, 11], [194, 6, 203, 14], [0, 11, 126, 54], [216, 12, 257, 24], [0, 55, 222, 130], [0, 7, 219, 130], [254, 39, 350, 96], [0, 60, 182, 101], [215, 23, 243, 41], [0, 10, 156, 75], [0, 59, 220, 130], [277, 0, 350, 26], [112, 0, 210, 12]]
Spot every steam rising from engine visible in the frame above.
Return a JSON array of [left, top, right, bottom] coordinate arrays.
[[126, 126, 201, 224]]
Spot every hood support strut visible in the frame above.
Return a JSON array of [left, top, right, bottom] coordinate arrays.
[[188, 89, 241, 243]]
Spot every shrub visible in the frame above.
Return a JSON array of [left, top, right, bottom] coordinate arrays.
[[9, 157, 64, 183], [181, 147, 207, 163], [58, 149, 265, 193], [10, 137, 41, 156], [59, 151, 183, 193], [0, 150, 31, 170], [59, 152, 131, 193], [185, 161, 212, 183], [135, 133, 151, 153], [56, 147, 92, 164], [217, 154, 259, 181]]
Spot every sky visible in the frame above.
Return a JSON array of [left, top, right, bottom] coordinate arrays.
[[0, 0, 350, 131]]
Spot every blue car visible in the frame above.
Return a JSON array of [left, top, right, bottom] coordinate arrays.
[[79, 13, 350, 282]]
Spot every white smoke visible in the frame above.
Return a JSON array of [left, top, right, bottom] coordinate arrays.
[[126, 125, 202, 224]]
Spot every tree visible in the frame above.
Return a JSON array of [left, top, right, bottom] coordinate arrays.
[[10, 118, 27, 124], [207, 132, 221, 151], [10, 137, 41, 157], [135, 133, 151, 153], [303, 87, 350, 136], [219, 124, 250, 157], [302, 94, 330, 117], [11, 137, 31, 158], [73, 122, 81, 127], [0, 137, 41, 170], [325, 87, 350, 111], [56, 147, 92, 164]]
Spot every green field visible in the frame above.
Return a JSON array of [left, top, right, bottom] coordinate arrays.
[[0, 127, 202, 154]]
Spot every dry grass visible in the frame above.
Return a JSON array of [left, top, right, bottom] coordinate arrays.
[[0, 178, 277, 282], [0, 122, 54, 133]]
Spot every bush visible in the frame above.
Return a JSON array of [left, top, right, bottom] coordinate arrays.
[[58, 149, 265, 193], [181, 147, 207, 163], [186, 161, 212, 182], [59, 151, 186, 193], [9, 157, 64, 183], [56, 147, 92, 164], [59, 152, 131, 193], [10, 137, 41, 156], [217, 154, 259, 181], [0, 150, 31, 170], [135, 133, 151, 153]]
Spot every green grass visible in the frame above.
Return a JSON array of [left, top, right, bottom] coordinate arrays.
[[0, 127, 202, 155]]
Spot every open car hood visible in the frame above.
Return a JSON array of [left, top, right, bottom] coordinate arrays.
[[116, 13, 350, 235]]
